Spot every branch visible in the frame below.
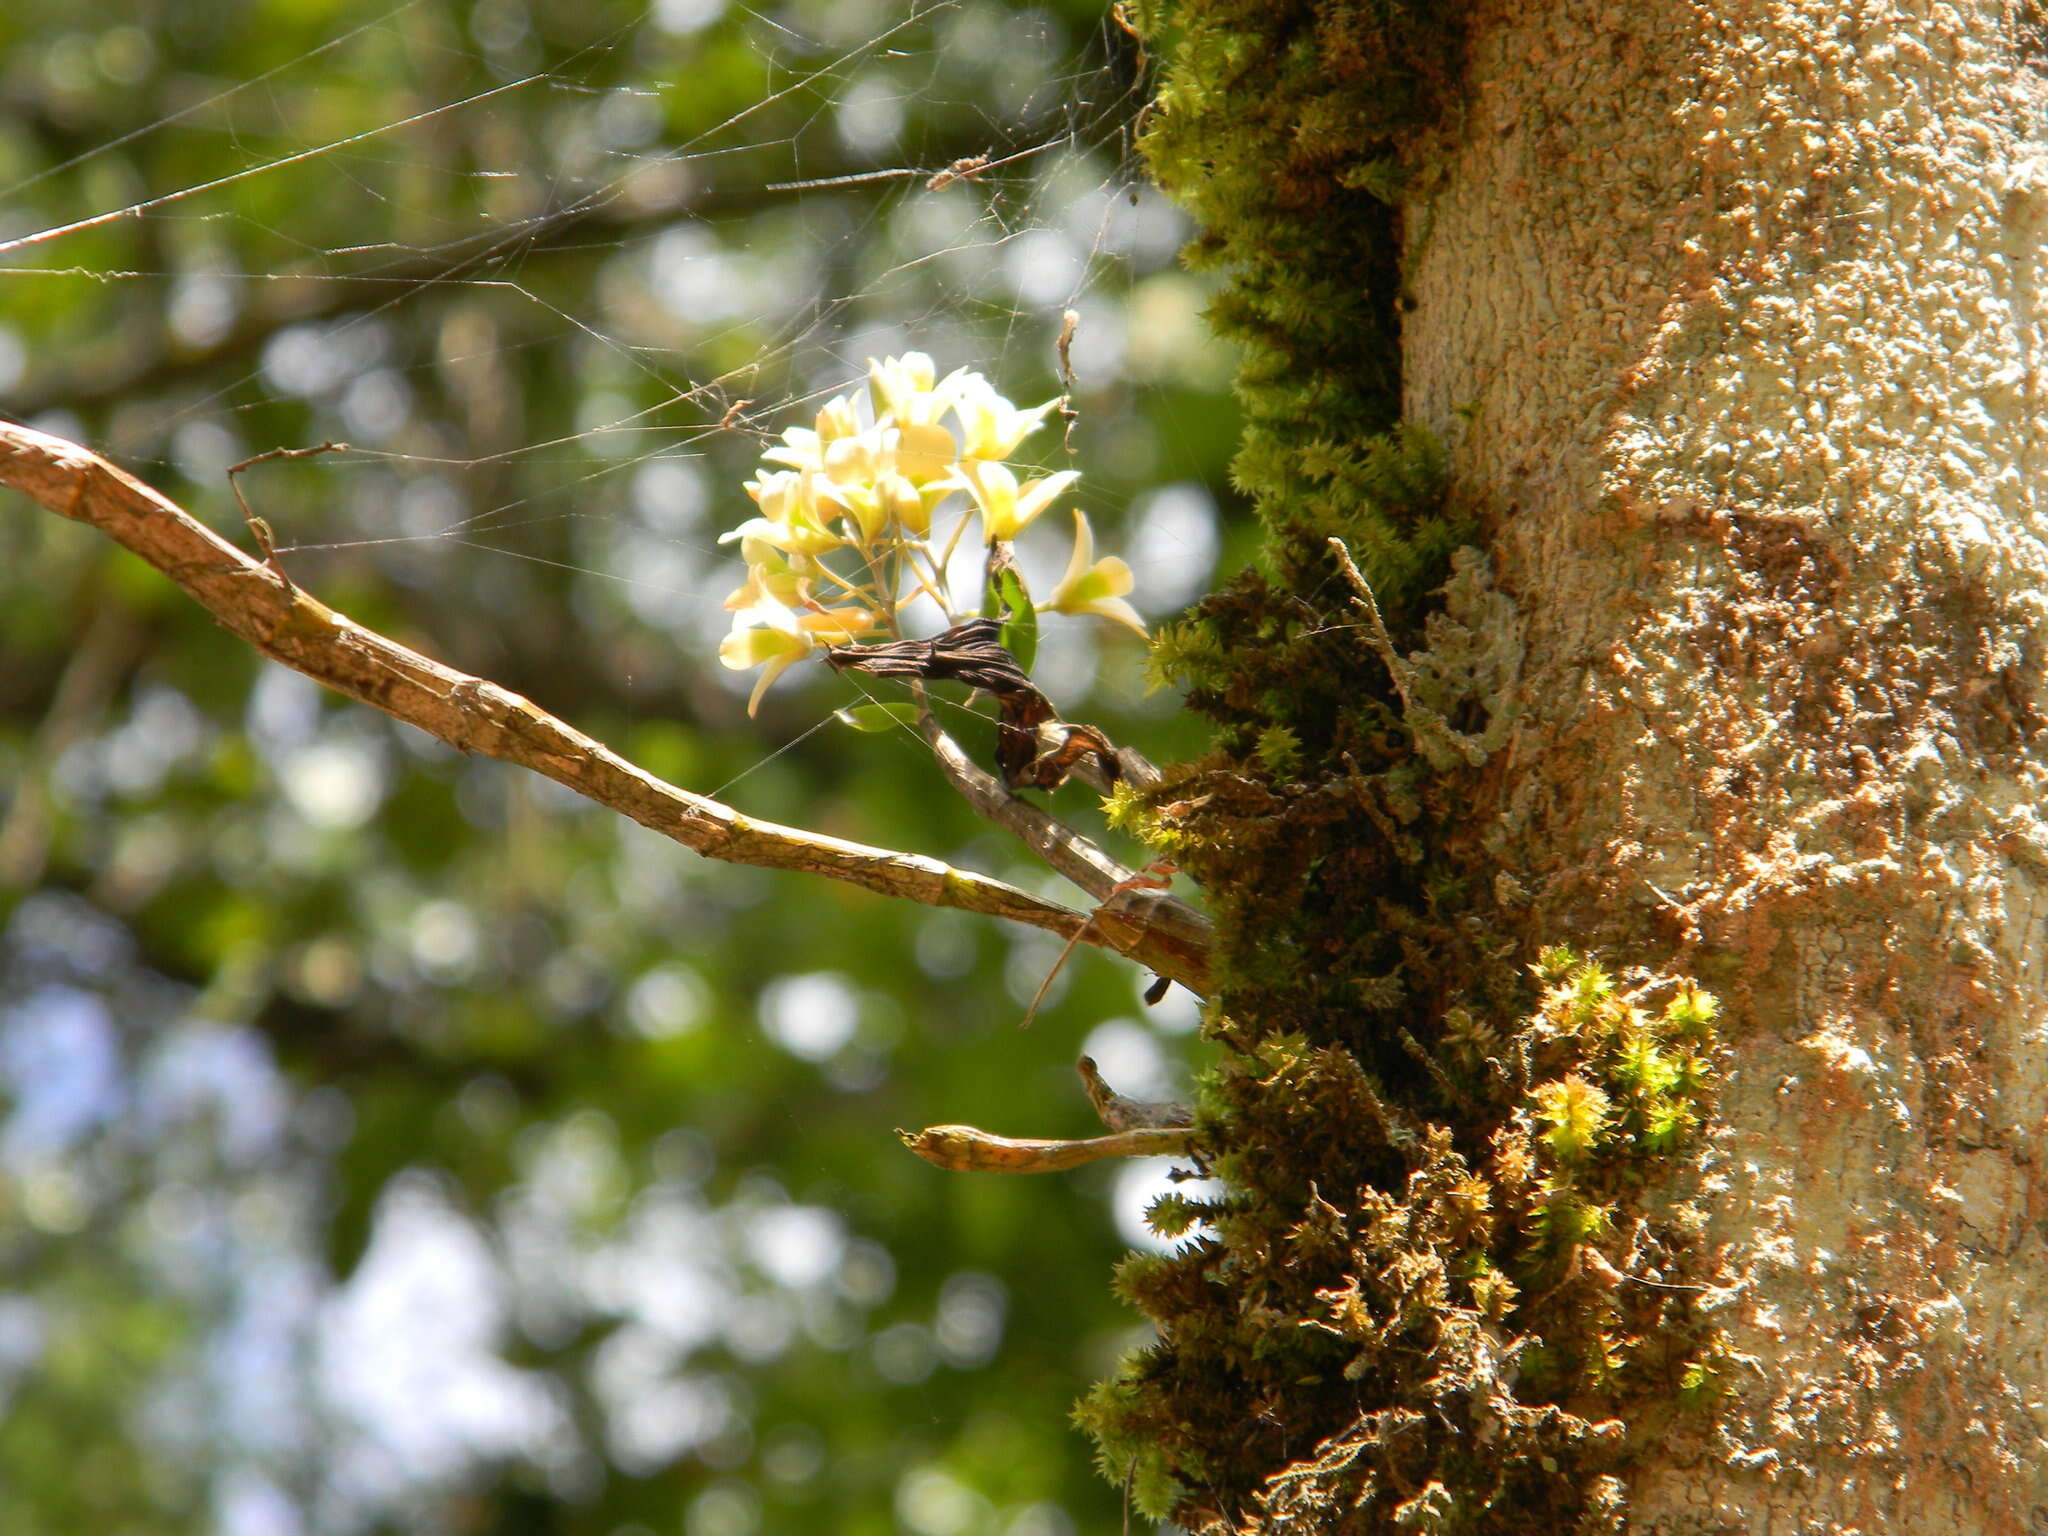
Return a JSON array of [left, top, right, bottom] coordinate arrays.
[[0, 421, 1211, 994], [826, 623, 1212, 990], [901, 1057, 1199, 1175], [11, 190, 692, 419], [7, 131, 1056, 420], [898, 1122, 1196, 1174], [0, 598, 151, 887], [913, 709, 1212, 993]]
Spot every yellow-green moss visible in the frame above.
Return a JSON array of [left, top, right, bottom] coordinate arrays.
[[1080, 954, 1726, 1530], [1083, 2, 1725, 1530]]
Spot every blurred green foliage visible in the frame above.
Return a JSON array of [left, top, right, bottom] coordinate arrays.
[[0, 2, 1245, 1531]]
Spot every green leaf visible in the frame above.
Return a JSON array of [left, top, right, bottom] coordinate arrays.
[[997, 569, 1038, 674], [832, 703, 921, 733]]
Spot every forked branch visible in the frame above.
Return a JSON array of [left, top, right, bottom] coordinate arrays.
[[0, 421, 1211, 994], [898, 1054, 1197, 1174], [818, 621, 1210, 986]]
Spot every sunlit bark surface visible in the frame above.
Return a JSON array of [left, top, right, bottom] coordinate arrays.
[[1406, 0, 2048, 1525]]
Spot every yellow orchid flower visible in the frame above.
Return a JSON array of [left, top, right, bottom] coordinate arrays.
[[729, 470, 844, 556], [892, 419, 956, 485], [717, 624, 812, 716], [760, 431, 817, 472], [718, 605, 879, 715], [815, 393, 860, 441], [716, 356, 1143, 675], [821, 429, 884, 485], [877, 472, 930, 536], [955, 462, 1080, 542], [947, 371, 1059, 461], [792, 606, 880, 645], [868, 353, 939, 422], [721, 538, 814, 612], [814, 430, 897, 541], [760, 394, 862, 473], [1044, 509, 1146, 636], [720, 513, 840, 561]]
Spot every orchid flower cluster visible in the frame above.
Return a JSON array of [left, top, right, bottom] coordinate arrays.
[[716, 354, 1144, 713]]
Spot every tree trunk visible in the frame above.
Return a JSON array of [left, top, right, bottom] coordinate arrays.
[[1408, 1, 2048, 1526], [1100, 0, 2048, 1529]]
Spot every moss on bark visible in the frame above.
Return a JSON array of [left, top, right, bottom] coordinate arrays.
[[1082, 5, 1727, 1530]]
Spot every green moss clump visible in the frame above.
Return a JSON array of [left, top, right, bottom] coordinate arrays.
[[1122, 0, 1466, 608], [1079, 2, 1726, 1530], [1079, 957, 1726, 1532]]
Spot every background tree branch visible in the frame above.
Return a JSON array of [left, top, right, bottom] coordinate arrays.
[[6, 125, 1033, 421], [0, 419, 1211, 995]]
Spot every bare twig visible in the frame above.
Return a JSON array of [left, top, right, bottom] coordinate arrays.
[[1019, 861, 1175, 1028], [911, 707, 1211, 994], [1326, 535, 1416, 713], [897, 1121, 1195, 1174], [0, 421, 1212, 993], [228, 439, 349, 592], [0, 600, 151, 888], [1055, 307, 1080, 455]]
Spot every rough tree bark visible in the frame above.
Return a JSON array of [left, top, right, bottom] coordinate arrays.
[[1085, 0, 2048, 1530], [1408, 0, 2048, 1527]]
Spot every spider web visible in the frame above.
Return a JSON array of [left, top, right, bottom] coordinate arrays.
[[3, 0, 1224, 741], [0, 4, 1229, 1531]]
